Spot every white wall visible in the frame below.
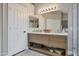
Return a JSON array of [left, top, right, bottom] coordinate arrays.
[[2, 3, 8, 56], [0, 3, 8, 56], [78, 3, 79, 56], [37, 15, 45, 31], [19, 3, 35, 15], [0, 3, 2, 56]]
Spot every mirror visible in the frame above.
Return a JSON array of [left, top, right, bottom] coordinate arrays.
[[42, 11, 68, 33], [29, 16, 39, 28]]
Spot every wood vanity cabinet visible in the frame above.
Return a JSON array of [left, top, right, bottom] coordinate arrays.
[[28, 33, 67, 56], [28, 33, 67, 49], [29, 34, 49, 46], [48, 35, 67, 49]]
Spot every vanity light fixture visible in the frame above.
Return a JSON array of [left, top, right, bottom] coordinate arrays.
[[40, 6, 56, 14]]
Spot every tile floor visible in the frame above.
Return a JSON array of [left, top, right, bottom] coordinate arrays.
[[15, 49, 46, 56]]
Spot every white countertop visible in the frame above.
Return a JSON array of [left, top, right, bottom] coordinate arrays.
[[28, 32, 68, 36]]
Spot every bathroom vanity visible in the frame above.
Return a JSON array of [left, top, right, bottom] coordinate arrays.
[[28, 32, 67, 56], [28, 10, 68, 56]]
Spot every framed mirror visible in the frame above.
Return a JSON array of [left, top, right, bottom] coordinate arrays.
[[29, 16, 39, 28]]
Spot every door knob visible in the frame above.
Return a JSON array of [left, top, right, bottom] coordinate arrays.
[[24, 31, 26, 33]]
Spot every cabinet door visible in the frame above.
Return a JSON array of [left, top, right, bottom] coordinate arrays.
[[29, 34, 49, 46], [8, 4, 16, 55], [49, 35, 67, 49]]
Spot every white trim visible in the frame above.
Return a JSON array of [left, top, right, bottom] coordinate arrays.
[[72, 3, 78, 56]]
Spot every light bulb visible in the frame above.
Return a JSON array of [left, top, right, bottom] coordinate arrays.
[[48, 8, 50, 10], [54, 6, 56, 9], [51, 7, 53, 10]]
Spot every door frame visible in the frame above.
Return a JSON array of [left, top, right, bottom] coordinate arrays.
[[72, 3, 78, 56]]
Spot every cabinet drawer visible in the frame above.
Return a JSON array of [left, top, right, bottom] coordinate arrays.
[[50, 35, 66, 42], [28, 34, 67, 49], [29, 34, 49, 46], [49, 40, 66, 49], [49, 36, 66, 49]]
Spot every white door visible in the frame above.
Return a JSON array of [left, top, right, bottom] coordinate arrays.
[[17, 6, 25, 50], [23, 8, 28, 49], [8, 5, 16, 55], [8, 4, 28, 55]]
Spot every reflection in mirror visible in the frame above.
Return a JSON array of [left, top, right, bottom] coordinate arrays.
[[61, 13, 68, 33], [29, 16, 39, 28], [42, 11, 68, 33]]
